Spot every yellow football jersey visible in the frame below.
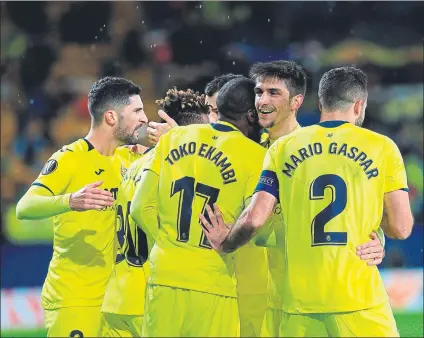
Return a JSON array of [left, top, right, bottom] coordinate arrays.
[[256, 121, 408, 313], [260, 124, 301, 148], [33, 139, 138, 309], [260, 129, 270, 147], [261, 127, 303, 310], [144, 121, 266, 297], [102, 149, 154, 315]]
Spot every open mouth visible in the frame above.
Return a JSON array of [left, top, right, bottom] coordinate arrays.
[[259, 110, 274, 115], [134, 124, 144, 135]]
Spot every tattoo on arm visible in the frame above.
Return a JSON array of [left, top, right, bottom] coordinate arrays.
[[221, 210, 257, 253]]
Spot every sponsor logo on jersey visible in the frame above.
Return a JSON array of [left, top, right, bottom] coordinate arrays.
[[95, 169, 105, 175]]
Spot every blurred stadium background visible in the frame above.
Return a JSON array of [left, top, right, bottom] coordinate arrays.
[[1, 1, 423, 337]]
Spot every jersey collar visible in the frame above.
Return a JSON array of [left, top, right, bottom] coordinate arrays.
[[260, 123, 302, 148], [143, 146, 154, 154], [318, 120, 349, 128], [210, 120, 241, 132], [83, 138, 95, 151]]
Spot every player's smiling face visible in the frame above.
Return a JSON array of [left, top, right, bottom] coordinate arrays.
[[115, 95, 148, 144], [254, 78, 291, 130]]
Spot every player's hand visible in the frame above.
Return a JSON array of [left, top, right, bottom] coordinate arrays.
[[199, 204, 230, 253], [69, 181, 115, 211], [147, 110, 178, 145], [356, 232, 385, 266], [124, 144, 149, 154]]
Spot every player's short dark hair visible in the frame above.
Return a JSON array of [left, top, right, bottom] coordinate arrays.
[[249, 60, 307, 97], [156, 88, 209, 126], [204, 73, 244, 97], [318, 66, 368, 112], [88, 76, 141, 125], [216, 77, 256, 121]]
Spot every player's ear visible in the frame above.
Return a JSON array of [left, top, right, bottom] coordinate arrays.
[[247, 109, 258, 124], [104, 110, 118, 126], [201, 114, 210, 123], [353, 100, 362, 118], [290, 94, 304, 112], [318, 99, 323, 112]]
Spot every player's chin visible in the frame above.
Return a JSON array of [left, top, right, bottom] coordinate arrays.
[[133, 123, 145, 136], [258, 116, 275, 129], [132, 128, 144, 142], [123, 134, 138, 145]]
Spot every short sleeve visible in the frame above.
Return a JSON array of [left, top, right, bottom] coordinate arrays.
[[384, 138, 408, 193], [32, 150, 75, 195], [254, 145, 280, 202], [243, 147, 267, 205], [244, 170, 261, 206]]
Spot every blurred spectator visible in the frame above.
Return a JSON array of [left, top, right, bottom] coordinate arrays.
[[59, 2, 112, 44], [14, 118, 49, 163], [121, 29, 146, 68], [20, 44, 56, 90], [5, 2, 48, 37]]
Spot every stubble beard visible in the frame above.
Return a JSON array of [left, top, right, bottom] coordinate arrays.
[[114, 120, 137, 145]]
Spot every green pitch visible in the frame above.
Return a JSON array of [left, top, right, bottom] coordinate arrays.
[[1, 312, 422, 337], [396, 312, 424, 337]]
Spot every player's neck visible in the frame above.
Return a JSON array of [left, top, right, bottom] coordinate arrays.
[[320, 112, 352, 124], [85, 127, 121, 156], [267, 115, 299, 141], [218, 117, 250, 137]]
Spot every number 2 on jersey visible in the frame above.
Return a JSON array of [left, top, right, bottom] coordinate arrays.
[[309, 174, 347, 246], [171, 176, 220, 249]]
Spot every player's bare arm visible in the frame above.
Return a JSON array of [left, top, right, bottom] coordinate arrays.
[[380, 190, 414, 240], [200, 191, 277, 253], [147, 110, 178, 144]]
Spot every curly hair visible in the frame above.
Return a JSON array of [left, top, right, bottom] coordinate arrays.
[[156, 87, 209, 126]]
